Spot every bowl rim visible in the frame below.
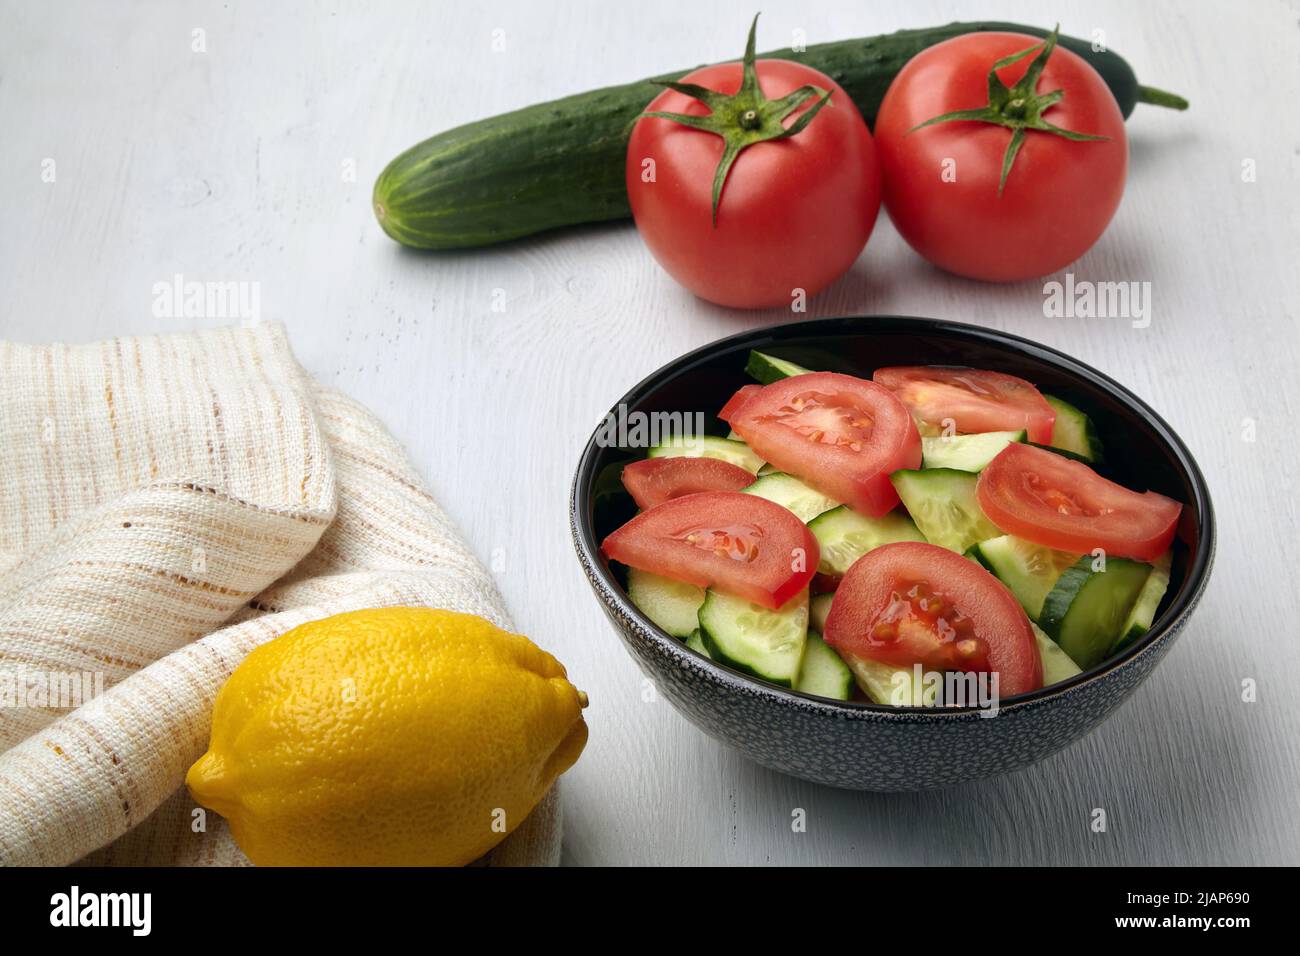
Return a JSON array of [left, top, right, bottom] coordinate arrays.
[[570, 315, 1216, 717]]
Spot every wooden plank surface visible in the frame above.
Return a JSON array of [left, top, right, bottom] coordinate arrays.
[[2, 0, 1297, 865]]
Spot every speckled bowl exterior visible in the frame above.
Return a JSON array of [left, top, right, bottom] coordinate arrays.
[[570, 317, 1215, 791]]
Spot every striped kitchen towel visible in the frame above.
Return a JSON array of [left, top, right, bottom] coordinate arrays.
[[0, 323, 562, 866]]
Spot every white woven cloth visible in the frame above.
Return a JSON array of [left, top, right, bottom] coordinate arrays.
[[0, 323, 561, 866]]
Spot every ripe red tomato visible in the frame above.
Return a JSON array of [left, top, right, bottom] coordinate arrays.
[[600, 491, 819, 609], [620, 457, 755, 510], [627, 60, 881, 309], [874, 32, 1127, 281], [874, 366, 1056, 443], [977, 443, 1181, 560], [720, 372, 921, 517], [719, 384, 763, 421], [824, 541, 1042, 697]]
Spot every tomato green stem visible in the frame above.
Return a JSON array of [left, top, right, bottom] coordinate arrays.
[[907, 24, 1110, 196], [636, 14, 833, 225]]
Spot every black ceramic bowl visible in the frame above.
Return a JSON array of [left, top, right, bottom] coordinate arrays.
[[570, 317, 1214, 790]]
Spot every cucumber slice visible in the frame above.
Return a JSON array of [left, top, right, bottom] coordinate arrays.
[[970, 534, 1079, 620], [698, 589, 809, 687], [627, 567, 706, 638], [808, 505, 927, 576], [890, 468, 1000, 554], [809, 592, 834, 632], [742, 472, 838, 522], [1039, 556, 1152, 669], [724, 430, 778, 477], [1033, 622, 1083, 686], [745, 350, 813, 385], [1044, 395, 1104, 463], [920, 430, 1026, 472], [795, 631, 853, 700], [685, 629, 710, 657], [648, 435, 765, 474], [806, 593, 933, 706], [1116, 550, 1173, 650]]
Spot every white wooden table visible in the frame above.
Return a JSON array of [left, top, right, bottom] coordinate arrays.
[[3, 0, 1297, 865]]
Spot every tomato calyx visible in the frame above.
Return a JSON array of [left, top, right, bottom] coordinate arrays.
[[907, 24, 1110, 195], [636, 14, 833, 225]]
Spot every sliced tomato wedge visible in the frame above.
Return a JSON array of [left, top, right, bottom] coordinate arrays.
[[873, 366, 1056, 444], [720, 372, 920, 517], [601, 491, 819, 609], [977, 442, 1181, 561], [719, 384, 763, 422], [621, 456, 755, 510], [823, 541, 1042, 697]]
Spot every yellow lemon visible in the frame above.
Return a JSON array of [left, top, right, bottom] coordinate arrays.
[[186, 607, 587, 866]]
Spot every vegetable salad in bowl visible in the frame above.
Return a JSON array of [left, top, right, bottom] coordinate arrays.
[[600, 351, 1182, 707]]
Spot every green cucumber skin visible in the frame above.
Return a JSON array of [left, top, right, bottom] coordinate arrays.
[[796, 631, 854, 700], [1039, 556, 1150, 669], [1043, 395, 1105, 464], [698, 590, 809, 687], [746, 350, 814, 385], [699, 629, 800, 687], [1115, 551, 1173, 652], [375, 22, 1149, 249]]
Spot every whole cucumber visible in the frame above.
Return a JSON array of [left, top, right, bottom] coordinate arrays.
[[374, 21, 1185, 250]]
